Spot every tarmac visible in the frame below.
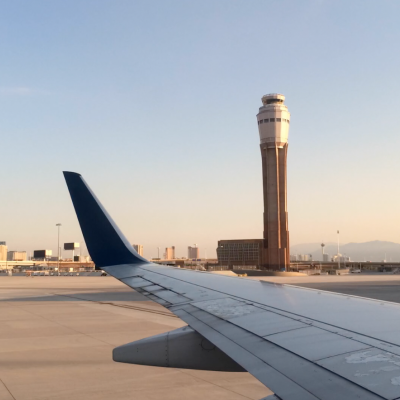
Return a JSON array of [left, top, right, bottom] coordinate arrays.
[[0, 276, 272, 400], [2, 273, 400, 399], [253, 272, 400, 303]]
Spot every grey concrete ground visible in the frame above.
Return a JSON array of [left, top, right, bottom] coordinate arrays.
[[2, 273, 400, 400], [0, 277, 271, 400], [252, 272, 400, 303]]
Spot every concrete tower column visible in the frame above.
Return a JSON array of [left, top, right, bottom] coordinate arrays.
[[257, 94, 290, 270]]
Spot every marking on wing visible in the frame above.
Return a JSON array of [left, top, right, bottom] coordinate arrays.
[[191, 298, 261, 319], [317, 348, 400, 399]]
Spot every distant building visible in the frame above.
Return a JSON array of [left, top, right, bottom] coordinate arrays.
[[132, 244, 143, 256], [7, 251, 27, 261], [217, 240, 263, 268], [323, 254, 330, 262], [74, 255, 91, 262], [332, 254, 350, 263], [188, 246, 199, 259], [165, 246, 175, 260], [33, 250, 52, 260], [64, 243, 80, 251], [290, 254, 312, 262], [0, 242, 7, 261]]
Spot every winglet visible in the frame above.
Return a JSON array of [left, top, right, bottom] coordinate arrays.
[[63, 172, 148, 267]]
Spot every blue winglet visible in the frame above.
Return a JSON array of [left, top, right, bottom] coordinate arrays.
[[63, 172, 148, 268]]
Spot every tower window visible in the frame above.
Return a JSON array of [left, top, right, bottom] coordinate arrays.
[[270, 118, 275, 122], [276, 118, 281, 122], [264, 119, 269, 123], [287, 120, 290, 124], [259, 120, 263, 124]]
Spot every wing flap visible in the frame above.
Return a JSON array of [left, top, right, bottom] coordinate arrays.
[[174, 305, 383, 400], [173, 308, 319, 400]]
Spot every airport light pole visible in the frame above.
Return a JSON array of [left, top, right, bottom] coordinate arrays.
[[337, 230, 340, 269], [320, 242, 325, 271], [56, 223, 61, 275]]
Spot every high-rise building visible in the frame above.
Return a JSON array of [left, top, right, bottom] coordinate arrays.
[[257, 94, 290, 270], [7, 251, 27, 261], [188, 245, 199, 259], [0, 242, 7, 261], [132, 244, 143, 256], [165, 246, 175, 260]]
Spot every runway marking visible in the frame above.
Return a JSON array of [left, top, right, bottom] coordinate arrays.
[[0, 377, 16, 400]]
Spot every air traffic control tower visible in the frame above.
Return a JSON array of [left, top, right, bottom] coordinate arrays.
[[257, 93, 290, 270]]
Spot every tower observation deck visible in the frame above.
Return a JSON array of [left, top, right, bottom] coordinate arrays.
[[257, 93, 290, 270]]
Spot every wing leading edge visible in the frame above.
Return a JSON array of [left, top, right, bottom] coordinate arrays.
[[64, 172, 400, 400]]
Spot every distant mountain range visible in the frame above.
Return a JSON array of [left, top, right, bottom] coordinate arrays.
[[290, 241, 400, 262]]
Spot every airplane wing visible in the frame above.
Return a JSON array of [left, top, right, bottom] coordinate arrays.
[[64, 171, 400, 400]]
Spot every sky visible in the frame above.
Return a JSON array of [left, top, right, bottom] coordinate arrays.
[[1, 0, 400, 259]]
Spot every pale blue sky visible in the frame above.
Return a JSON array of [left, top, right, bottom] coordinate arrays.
[[1, 1, 400, 259]]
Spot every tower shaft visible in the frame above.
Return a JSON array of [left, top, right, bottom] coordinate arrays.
[[260, 144, 289, 269]]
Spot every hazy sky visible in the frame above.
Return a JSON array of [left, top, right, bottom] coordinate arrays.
[[1, 0, 400, 259]]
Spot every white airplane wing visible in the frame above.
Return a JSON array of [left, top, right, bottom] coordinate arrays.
[[64, 171, 400, 400]]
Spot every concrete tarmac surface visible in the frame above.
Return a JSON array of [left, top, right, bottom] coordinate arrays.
[[0, 277, 272, 400], [2, 273, 400, 400], [253, 272, 400, 303]]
